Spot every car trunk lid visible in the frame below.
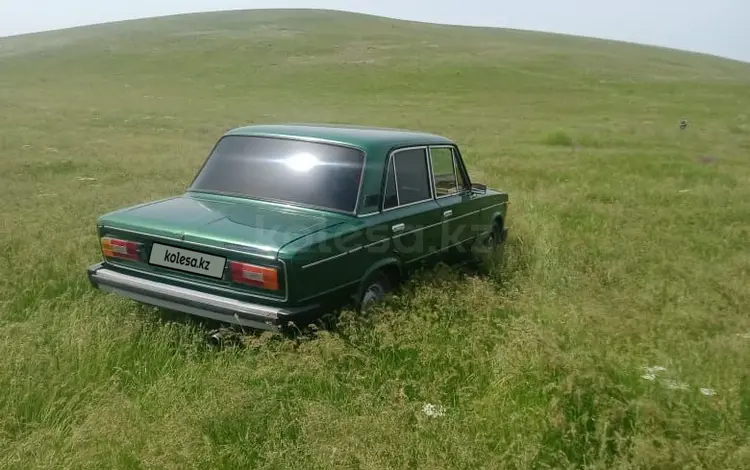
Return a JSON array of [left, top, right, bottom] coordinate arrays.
[[97, 194, 347, 300]]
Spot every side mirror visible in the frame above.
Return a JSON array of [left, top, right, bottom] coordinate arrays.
[[471, 183, 487, 193]]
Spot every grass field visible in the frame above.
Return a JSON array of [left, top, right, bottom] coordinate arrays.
[[2, 8, 750, 469]]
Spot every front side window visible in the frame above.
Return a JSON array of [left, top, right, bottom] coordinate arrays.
[[190, 135, 365, 213], [391, 148, 432, 206], [429, 147, 459, 196]]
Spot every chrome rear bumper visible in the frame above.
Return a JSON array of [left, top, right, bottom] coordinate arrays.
[[87, 262, 316, 331]]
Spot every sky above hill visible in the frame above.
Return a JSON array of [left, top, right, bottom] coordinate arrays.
[[1, 0, 748, 62]]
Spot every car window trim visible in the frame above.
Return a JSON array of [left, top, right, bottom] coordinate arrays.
[[187, 188, 359, 217], [381, 145, 435, 212], [389, 156, 400, 208], [451, 145, 473, 190]]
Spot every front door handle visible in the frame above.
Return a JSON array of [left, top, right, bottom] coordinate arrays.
[[392, 223, 405, 233], [443, 210, 453, 218]]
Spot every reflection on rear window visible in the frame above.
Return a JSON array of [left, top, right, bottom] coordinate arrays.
[[190, 136, 365, 213]]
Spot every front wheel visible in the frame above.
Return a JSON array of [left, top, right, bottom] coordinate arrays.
[[471, 224, 505, 268], [358, 271, 393, 313]]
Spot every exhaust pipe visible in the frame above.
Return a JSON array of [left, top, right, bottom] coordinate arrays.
[[208, 330, 224, 346], [207, 328, 243, 347]]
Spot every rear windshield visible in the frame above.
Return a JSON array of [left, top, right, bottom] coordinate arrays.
[[190, 135, 365, 213]]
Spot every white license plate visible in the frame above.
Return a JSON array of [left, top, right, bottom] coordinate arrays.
[[149, 243, 226, 279]]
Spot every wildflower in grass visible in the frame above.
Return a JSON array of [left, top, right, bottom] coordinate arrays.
[[663, 379, 689, 391], [422, 403, 446, 418]]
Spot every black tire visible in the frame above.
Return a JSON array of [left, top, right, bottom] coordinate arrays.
[[472, 222, 503, 267], [359, 271, 393, 313]]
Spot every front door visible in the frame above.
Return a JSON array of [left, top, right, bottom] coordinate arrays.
[[428, 146, 483, 255]]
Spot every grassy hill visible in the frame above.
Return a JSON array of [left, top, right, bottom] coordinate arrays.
[[1, 8, 750, 469]]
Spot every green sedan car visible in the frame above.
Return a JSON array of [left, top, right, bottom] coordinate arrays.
[[87, 124, 509, 331]]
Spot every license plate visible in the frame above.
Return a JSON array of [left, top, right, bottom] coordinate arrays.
[[149, 243, 226, 279]]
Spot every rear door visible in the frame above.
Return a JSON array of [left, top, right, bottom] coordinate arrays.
[[380, 146, 443, 266], [429, 145, 484, 252]]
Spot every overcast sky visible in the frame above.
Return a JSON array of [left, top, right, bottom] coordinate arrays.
[[0, 0, 748, 62]]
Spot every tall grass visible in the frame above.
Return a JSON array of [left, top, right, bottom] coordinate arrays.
[[1, 9, 750, 469]]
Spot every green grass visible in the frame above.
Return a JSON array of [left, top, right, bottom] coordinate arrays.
[[542, 130, 575, 147], [2, 8, 750, 469]]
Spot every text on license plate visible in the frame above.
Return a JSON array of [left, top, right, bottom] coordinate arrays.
[[149, 243, 226, 279]]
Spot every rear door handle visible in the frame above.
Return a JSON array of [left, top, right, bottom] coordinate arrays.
[[392, 223, 405, 233], [443, 210, 453, 218]]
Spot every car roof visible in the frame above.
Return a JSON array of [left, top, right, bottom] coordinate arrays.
[[223, 123, 455, 153], [221, 123, 459, 216]]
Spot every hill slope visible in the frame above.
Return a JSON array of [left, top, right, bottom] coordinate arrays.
[[1, 9, 750, 469]]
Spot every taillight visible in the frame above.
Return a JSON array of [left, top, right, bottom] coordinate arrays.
[[229, 261, 279, 290], [101, 237, 141, 261]]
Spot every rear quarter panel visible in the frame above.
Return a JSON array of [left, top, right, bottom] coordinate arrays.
[[279, 220, 387, 304], [281, 207, 429, 305]]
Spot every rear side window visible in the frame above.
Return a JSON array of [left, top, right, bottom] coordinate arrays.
[[392, 148, 432, 206], [383, 158, 398, 209]]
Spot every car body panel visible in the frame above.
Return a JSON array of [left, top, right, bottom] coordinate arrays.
[[88, 123, 509, 329], [436, 192, 485, 249], [282, 198, 445, 303]]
